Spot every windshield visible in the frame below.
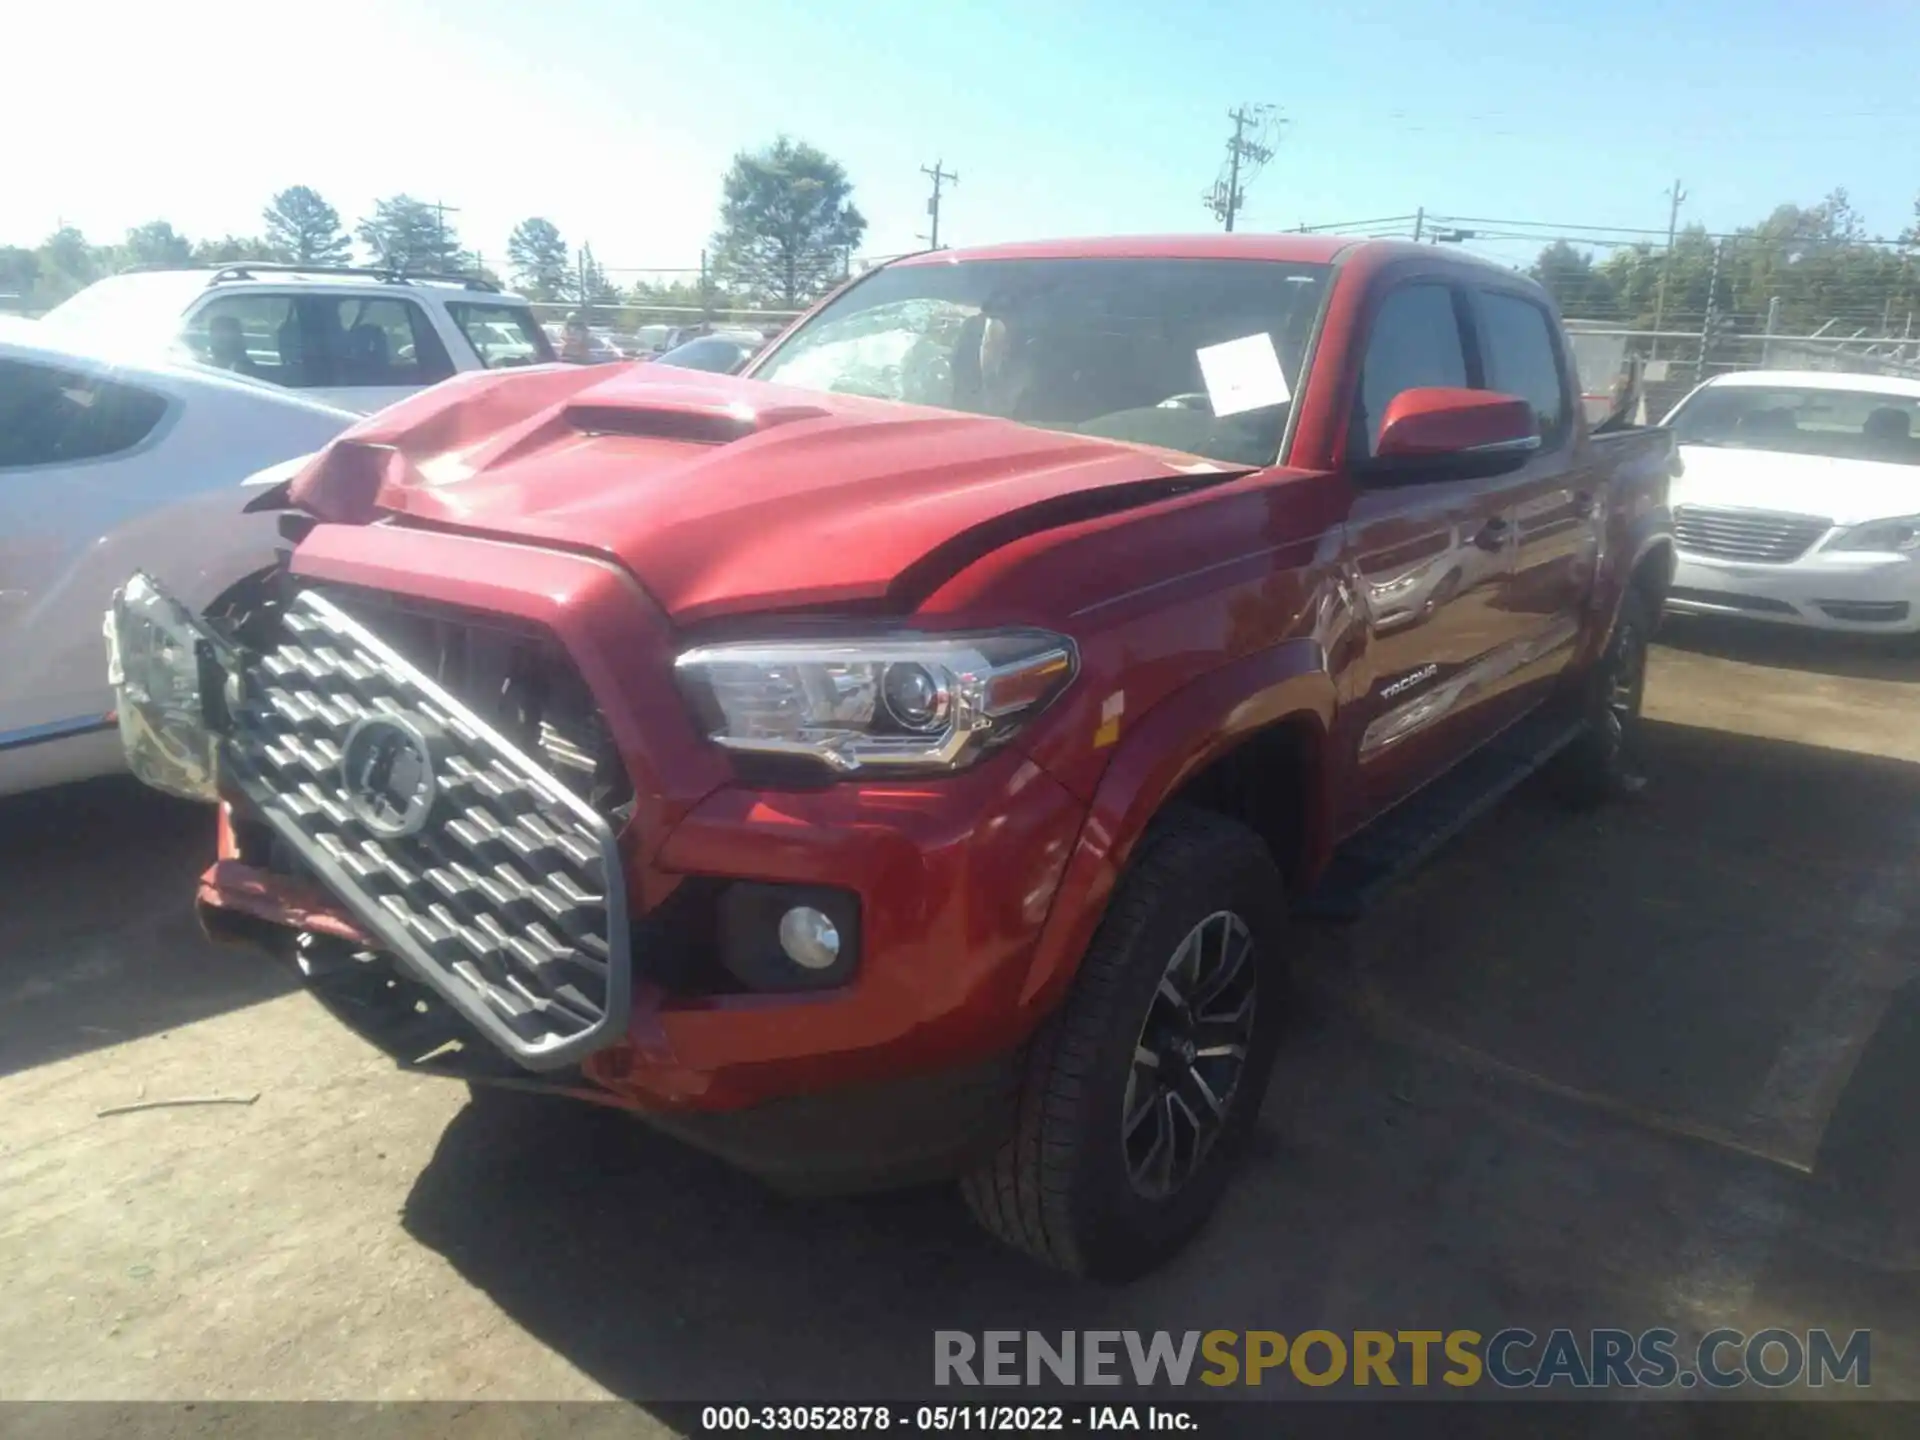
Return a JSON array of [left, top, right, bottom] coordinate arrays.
[[751, 257, 1331, 467], [445, 302, 557, 369], [1668, 383, 1920, 466]]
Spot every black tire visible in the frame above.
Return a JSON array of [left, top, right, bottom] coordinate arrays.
[[961, 808, 1288, 1281], [1553, 587, 1654, 809]]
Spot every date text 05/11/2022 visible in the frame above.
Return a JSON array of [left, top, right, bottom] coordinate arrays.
[[697, 1404, 1194, 1432]]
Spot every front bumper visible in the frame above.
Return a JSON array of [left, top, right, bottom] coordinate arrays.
[[204, 736, 1085, 1114], [194, 866, 1021, 1193], [1666, 549, 1920, 633]]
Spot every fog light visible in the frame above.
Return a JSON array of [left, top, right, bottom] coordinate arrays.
[[716, 882, 860, 992], [778, 906, 841, 970]]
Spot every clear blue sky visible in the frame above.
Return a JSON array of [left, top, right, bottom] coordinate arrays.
[[8, 0, 1920, 276]]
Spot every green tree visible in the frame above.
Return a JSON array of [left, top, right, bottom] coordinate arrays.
[[31, 226, 106, 308], [0, 246, 38, 311], [121, 220, 194, 268], [1529, 240, 1617, 318], [565, 243, 621, 307], [263, 186, 352, 266], [193, 235, 288, 264], [506, 217, 570, 300], [711, 137, 866, 307], [356, 194, 464, 273]]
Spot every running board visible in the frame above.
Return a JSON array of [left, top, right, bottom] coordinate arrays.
[[1299, 708, 1587, 921]]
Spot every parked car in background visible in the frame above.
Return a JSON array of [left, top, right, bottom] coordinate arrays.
[[630, 324, 680, 357], [651, 330, 764, 375], [112, 234, 1674, 1278], [36, 264, 555, 414], [0, 321, 356, 796], [1662, 370, 1920, 633]]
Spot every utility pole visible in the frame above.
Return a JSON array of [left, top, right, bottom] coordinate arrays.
[[431, 201, 461, 272], [1204, 104, 1280, 232], [1650, 179, 1686, 359], [1411, 207, 1425, 244], [920, 161, 958, 249], [1699, 237, 1724, 377], [1762, 294, 1780, 367]]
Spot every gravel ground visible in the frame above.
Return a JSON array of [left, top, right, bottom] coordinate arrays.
[[2, 614, 1917, 1429]]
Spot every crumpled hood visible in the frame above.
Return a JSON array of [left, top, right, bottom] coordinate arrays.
[[1673, 443, 1920, 528], [287, 364, 1249, 623]]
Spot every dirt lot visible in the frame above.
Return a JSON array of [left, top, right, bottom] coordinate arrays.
[[4, 615, 1919, 1419]]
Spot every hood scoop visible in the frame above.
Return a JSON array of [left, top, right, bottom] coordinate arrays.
[[564, 395, 833, 446]]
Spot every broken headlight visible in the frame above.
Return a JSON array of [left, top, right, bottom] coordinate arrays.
[[104, 572, 230, 803]]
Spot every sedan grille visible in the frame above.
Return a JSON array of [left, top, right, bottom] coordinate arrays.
[[221, 587, 630, 1070], [1673, 506, 1831, 564]]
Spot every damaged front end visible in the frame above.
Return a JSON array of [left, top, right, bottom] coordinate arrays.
[[105, 567, 635, 1075]]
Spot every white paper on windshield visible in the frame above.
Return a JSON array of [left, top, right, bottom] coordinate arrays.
[[1195, 333, 1291, 418]]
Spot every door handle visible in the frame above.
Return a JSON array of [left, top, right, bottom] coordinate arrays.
[[1471, 517, 1510, 552]]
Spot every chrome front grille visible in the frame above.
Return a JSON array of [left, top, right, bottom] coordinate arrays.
[[221, 587, 629, 1070], [1673, 506, 1831, 564]]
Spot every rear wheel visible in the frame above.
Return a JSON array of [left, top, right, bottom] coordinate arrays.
[[1554, 588, 1653, 808], [961, 809, 1287, 1281]]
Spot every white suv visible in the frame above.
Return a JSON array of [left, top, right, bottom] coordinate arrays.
[[36, 264, 560, 414]]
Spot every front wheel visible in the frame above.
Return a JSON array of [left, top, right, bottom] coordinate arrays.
[[1553, 588, 1653, 808], [961, 809, 1287, 1281]]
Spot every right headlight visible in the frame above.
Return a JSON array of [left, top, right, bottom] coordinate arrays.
[[673, 629, 1077, 776], [1826, 516, 1920, 554]]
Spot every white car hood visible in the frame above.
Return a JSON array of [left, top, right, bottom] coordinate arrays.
[[1673, 445, 1920, 527]]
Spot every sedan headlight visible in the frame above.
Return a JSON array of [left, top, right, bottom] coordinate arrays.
[[674, 630, 1077, 775], [1827, 516, 1920, 554], [104, 572, 228, 802]]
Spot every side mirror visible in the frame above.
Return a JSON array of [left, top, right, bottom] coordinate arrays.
[[1364, 388, 1541, 481]]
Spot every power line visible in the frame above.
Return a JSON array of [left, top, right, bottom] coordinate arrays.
[[919, 160, 958, 250], [1204, 104, 1281, 232]]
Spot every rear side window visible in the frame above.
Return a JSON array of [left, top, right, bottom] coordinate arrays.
[[312, 297, 455, 387], [1354, 283, 1469, 456], [0, 358, 171, 468], [1476, 290, 1568, 445]]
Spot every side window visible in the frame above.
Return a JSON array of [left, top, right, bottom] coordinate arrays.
[[309, 297, 456, 388], [182, 294, 306, 386], [1476, 290, 1568, 445], [0, 358, 170, 468], [1354, 283, 1468, 457]]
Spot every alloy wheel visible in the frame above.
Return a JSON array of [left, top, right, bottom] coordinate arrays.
[[1122, 910, 1258, 1200]]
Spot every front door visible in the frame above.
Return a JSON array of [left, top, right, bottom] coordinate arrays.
[[1337, 280, 1524, 827], [0, 355, 173, 741], [296, 295, 457, 413]]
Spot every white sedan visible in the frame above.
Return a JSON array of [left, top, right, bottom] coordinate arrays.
[[0, 321, 355, 796], [1662, 370, 1920, 634]]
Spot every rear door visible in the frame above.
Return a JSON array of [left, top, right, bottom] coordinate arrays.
[[296, 294, 458, 413], [1341, 279, 1526, 823], [1468, 283, 1601, 702]]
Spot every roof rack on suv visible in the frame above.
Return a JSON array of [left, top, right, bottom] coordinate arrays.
[[118, 262, 502, 293]]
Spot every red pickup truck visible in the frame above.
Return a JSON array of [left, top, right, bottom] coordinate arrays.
[[109, 234, 1675, 1281]]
